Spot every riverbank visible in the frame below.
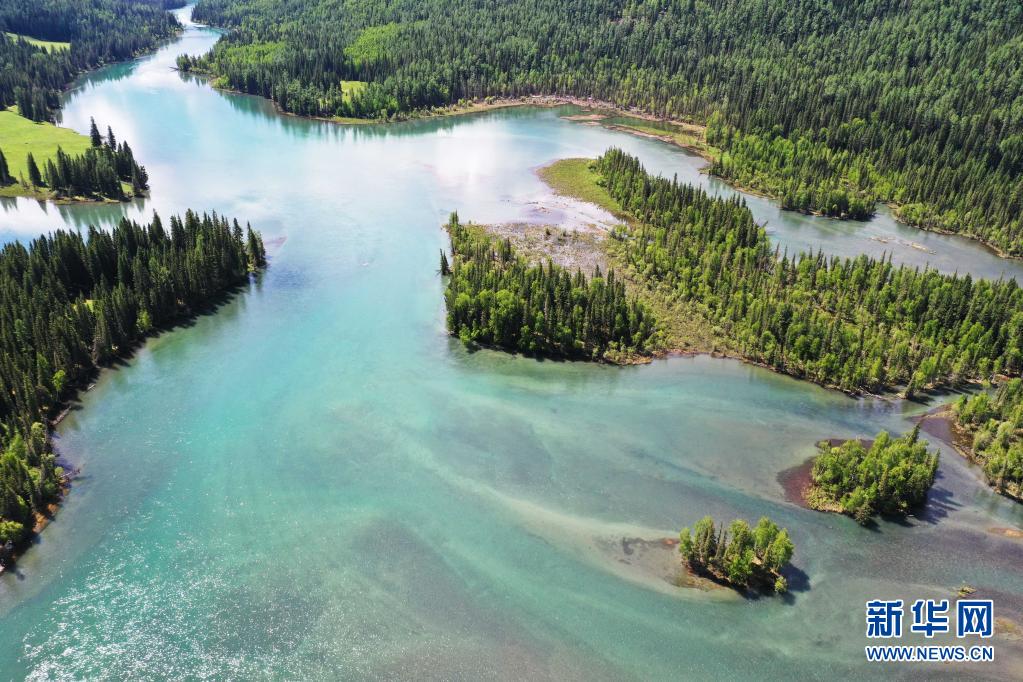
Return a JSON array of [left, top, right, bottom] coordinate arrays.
[[560, 109, 719, 165], [917, 404, 1023, 504], [442, 217, 656, 365], [549, 104, 1023, 263], [893, 209, 1022, 262], [554, 108, 875, 225], [532, 157, 734, 358], [0, 466, 77, 575], [0, 213, 267, 572], [0, 275, 260, 573], [470, 215, 733, 364]]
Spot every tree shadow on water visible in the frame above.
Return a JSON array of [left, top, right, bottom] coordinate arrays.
[[777, 564, 811, 605], [916, 483, 960, 524]]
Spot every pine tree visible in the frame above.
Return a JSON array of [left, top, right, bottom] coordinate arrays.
[[90, 118, 103, 147], [0, 148, 10, 185], [15, 90, 33, 121], [26, 153, 43, 187], [131, 168, 144, 195], [245, 225, 267, 270]]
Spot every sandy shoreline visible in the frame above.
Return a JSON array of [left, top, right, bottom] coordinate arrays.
[[777, 456, 816, 508], [776, 439, 876, 515]]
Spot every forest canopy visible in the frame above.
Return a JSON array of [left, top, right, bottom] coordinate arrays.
[[809, 429, 939, 524], [0, 0, 180, 121], [186, 0, 1023, 252]]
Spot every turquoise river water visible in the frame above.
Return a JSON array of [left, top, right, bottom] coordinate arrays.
[[1, 7, 1022, 680]]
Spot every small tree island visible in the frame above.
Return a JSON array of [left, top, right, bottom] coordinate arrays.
[[808, 428, 939, 524], [679, 516, 794, 593]]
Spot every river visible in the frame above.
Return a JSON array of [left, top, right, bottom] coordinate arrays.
[[1, 7, 1022, 679]]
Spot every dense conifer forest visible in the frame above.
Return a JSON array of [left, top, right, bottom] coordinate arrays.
[[593, 148, 1023, 394], [678, 515, 793, 593], [809, 429, 939, 523], [0, 0, 180, 121], [956, 381, 1023, 501], [0, 212, 266, 557], [443, 213, 656, 361], [186, 0, 1023, 252]]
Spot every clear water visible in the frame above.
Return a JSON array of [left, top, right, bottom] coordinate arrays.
[[1, 8, 1022, 679]]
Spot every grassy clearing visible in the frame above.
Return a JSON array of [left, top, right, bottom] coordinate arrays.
[[219, 40, 283, 64], [344, 23, 402, 65], [340, 80, 368, 104], [537, 157, 731, 354], [4, 32, 70, 52], [0, 107, 94, 198], [537, 158, 626, 217]]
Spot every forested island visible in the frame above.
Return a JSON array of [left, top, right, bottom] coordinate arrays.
[[182, 0, 1023, 254], [678, 516, 794, 593], [955, 382, 1023, 502], [520, 149, 1023, 397], [808, 429, 939, 524], [443, 213, 656, 362], [0, 212, 266, 568]]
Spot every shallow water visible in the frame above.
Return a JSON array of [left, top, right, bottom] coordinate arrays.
[[1, 7, 1022, 679]]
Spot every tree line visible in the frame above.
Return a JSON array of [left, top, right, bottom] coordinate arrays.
[[0, 212, 266, 554], [0, 119, 150, 200], [678, 515, 793, 593], [442, 213, 656, 361], [185, 0, 1023, 252], [810, 429, 939, 524], [595, 148, 1023, 395], [0, 0, 180, 121], [956, 381, 1023, 502]]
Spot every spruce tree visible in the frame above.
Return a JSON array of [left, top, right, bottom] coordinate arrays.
[[90, 118, 103, 147], [245, 225, 266, 269], [26, 153, 43, 187], [0, 148, 10, 185]]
